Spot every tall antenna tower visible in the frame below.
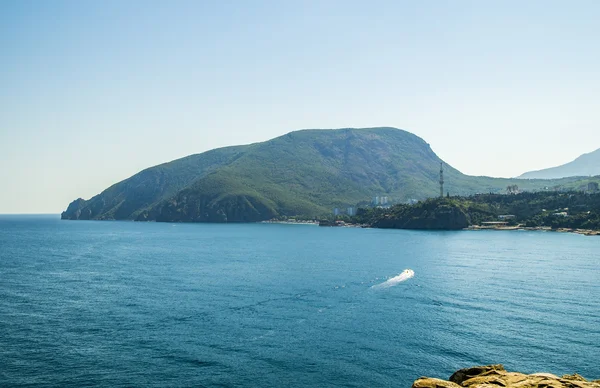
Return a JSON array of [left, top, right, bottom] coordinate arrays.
[[439, 162, 444, 198]]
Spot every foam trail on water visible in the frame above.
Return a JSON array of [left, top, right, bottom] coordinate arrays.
[[371, 269, 414, 289]]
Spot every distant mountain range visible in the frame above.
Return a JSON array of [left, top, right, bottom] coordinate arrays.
[[518, 148, 600, 179], [61, 127, 582, 222]]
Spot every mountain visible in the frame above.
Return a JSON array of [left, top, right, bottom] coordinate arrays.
[[61, 127, 581, 222], [518, 148, 600, 179]]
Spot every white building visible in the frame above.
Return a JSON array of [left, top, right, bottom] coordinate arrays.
[[498, 215, 515, 220]]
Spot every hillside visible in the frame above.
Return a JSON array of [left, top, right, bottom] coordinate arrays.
[[518, 148, 600, 179], [62, 127, 583, 222], [356, 191, 600, 231]]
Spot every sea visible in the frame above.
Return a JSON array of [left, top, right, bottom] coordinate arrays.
[[1, 215, 599, 387]]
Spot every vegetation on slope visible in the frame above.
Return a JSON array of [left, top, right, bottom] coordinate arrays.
[[357, 192, 600, 231], [62, 146, 246, 220], [61, 127, 588, 223]]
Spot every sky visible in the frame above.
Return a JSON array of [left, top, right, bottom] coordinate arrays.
[[1, 0, 599, 213]]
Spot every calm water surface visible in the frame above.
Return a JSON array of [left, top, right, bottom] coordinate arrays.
[[1, 215, 599, 387]]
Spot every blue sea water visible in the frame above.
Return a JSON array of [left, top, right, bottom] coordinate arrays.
[[1, 215, 599, 387]]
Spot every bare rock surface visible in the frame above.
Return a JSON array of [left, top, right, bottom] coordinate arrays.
[[413, 365, 600, 388]]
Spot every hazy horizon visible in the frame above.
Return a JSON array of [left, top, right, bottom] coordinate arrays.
[[2, 1, 599, 213], [1, 126, 598, 215]]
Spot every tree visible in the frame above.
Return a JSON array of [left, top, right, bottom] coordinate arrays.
[[506, 184, 519, 194]]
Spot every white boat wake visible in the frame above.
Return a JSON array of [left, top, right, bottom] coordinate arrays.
[[371, 269, 414, 289]]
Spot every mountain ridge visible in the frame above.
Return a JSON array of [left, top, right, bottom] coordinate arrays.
[[518, 148, 600, 179], [62, 127, 583, 222]]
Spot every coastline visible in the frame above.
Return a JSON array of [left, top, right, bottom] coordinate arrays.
[[466, 224, 600, 236], [260, 220, 319, 225], [264, 219, 600, 235]]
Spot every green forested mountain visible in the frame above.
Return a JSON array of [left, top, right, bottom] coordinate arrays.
[[61, 127, 583, 222]]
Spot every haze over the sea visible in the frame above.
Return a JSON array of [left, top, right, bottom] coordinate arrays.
[[1, 0, 599, 213]]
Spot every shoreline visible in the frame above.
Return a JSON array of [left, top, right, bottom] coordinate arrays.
[[466, 225, 600, 236], [57, 217, 600, 235], [264, 219, 600, 235], [314, 220, 600, 235], [260, 220, 319, 225], [414, 364, 600, 388]]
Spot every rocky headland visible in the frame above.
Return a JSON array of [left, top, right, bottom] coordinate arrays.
[[354, 192, 600, 233], [61, 127, 590, 223], [413, 365, 600, 388]]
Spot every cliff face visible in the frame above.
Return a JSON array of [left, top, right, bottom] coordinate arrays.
[[413, 365, 600, 388], [62, 198, 90, 220]]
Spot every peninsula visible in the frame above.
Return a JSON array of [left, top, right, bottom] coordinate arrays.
[[351, 191, 600, 233]]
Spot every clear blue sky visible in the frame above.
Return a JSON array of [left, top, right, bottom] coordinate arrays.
[[1, 0, 599, 213]]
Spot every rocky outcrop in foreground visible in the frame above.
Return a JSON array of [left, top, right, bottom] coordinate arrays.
[[413, 365, 600, 388]]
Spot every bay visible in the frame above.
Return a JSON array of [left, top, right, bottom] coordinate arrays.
[[1, 215, 599, 387]]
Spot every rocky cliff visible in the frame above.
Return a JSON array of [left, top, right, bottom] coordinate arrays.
[[372, 199, 470, 230], [413, 365, 600, 388]]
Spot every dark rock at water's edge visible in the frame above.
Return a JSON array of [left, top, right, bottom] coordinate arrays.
[[61, 198, 90, 220], [413, 364, 600, 388], [372, 200, 469, 230]]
